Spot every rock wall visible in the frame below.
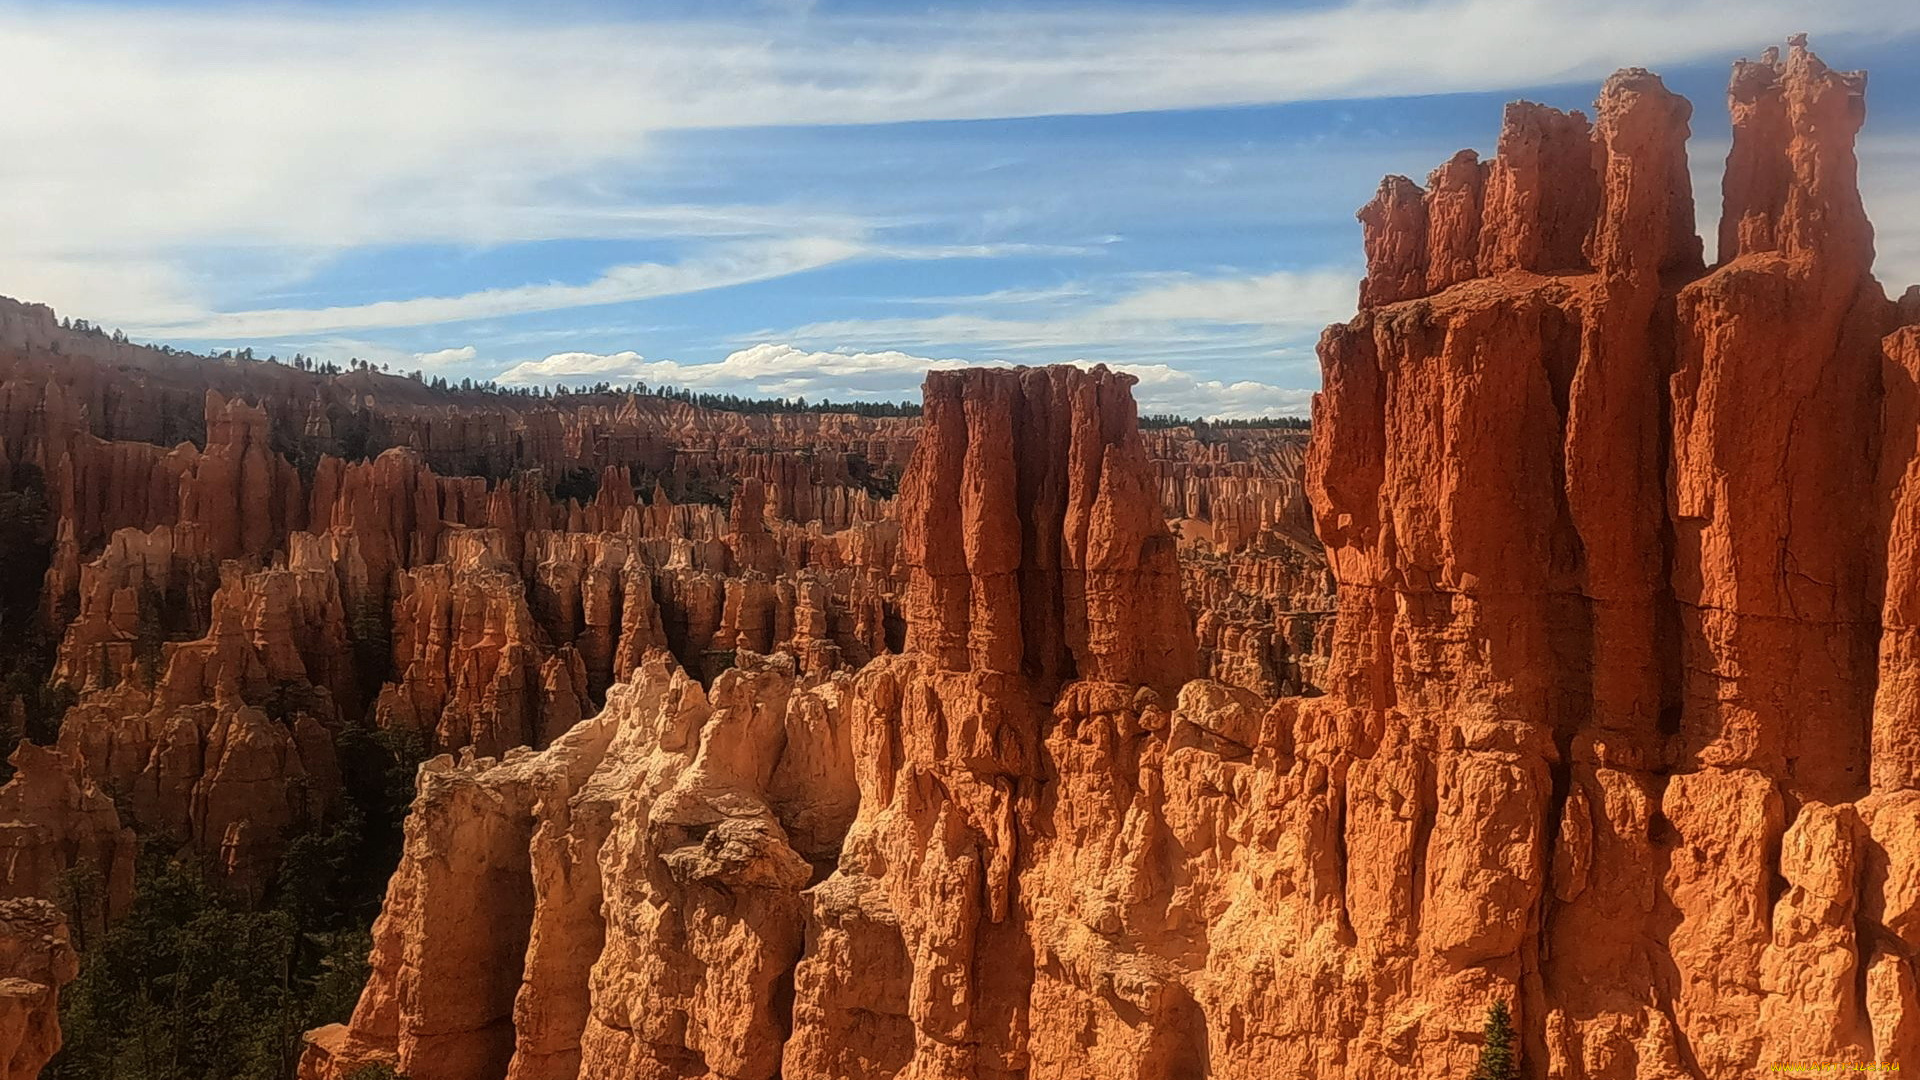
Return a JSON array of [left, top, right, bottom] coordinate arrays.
[[299, 648, 859, 1080], [788, 365, 1201, 1079], [1301, 39, 1920, 1077]]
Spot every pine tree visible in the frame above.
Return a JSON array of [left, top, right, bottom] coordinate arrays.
[[1471, 1000, 1519, 1080]]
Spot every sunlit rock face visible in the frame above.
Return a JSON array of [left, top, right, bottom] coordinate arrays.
[[296, 650, 858, 1080], [293, 39, 1920, 1080], [1308, 39, 1917, 1078]]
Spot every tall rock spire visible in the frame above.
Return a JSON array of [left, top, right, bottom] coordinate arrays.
[[902, 365, 1197, 694]]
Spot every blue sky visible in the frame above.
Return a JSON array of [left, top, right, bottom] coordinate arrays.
[[5, 0, 1919, 417]]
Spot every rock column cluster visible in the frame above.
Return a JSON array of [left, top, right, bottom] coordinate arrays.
[[1311, 40, 1920, 1076], [298, 42, 1920, 1080]]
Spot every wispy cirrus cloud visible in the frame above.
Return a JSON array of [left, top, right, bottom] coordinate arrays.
[[128, 238, 866, 339], [5, 0, 1915, 328], [770, 267, 1359, 366], [3, 0, 1915, 409], [122, 237, 1111, 340]]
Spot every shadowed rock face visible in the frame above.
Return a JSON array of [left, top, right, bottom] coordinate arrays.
[[0, 898, 79, 1080], [297, 39, 1920, 1080]]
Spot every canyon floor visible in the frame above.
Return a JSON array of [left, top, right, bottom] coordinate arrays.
[[0, 35, 1916, 1080]]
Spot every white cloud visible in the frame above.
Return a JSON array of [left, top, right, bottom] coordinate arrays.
[[1102, 269, 1358, 325], [2, 0, 1913, 330], [496, 351, 655, 385], [491, 343, 1308, 418], [128, 238, 864, 338], [774, 267, 1357, 363], [0, 254, 206, 326], [897, 283, 1098, 307], [1862, 137, 1920, 293], [414, 345, 478, 368], [1115, 364, 1314, 420], [118, 236, 1096, 340], [494, 343, 988, 396]]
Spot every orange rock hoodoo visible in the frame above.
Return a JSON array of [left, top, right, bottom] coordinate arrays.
[[0, 200, 1317, 1073], [304, 38, 1920, 1080], [300, 363, 1213, 1080], [1316, 40, 1918, 1076], [15, 34, 1915, 1080]]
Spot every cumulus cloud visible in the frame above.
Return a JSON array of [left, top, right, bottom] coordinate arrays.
[[494, 351, 655, 385], [494, 343, 988, 397], [414, 345, 479, 367], [492, 343, 1307, 418], [1114, 363, 1314, 419]]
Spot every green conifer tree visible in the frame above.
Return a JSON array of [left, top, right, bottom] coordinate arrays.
[[1471, 1000, 1519, 1080]]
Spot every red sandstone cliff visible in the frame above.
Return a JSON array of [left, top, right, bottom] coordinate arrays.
[[299, 649, 859, 1080], [293, 38, 1920, 1080], [1307, 39, 1917, 1077]]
